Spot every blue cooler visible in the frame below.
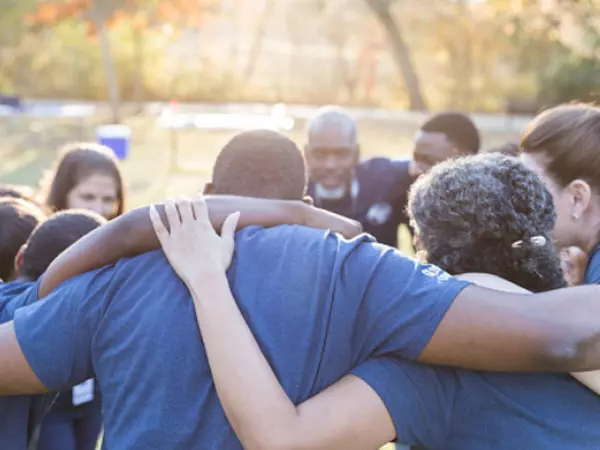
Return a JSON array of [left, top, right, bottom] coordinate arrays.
[[96, 125, 131, 160]]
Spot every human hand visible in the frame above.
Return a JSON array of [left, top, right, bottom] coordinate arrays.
[[560, 247, 588, 286], [149, 197, 240, 285]]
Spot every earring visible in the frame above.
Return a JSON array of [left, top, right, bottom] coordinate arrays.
[[572, 213, 579, 221]]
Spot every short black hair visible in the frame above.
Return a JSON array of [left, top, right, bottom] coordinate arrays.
[[408, 153, 566, 292], [20, 210, 106, 281], [420, 112, 480, 154], [211, 130, 306, 200], [0, 198, 46, 281]]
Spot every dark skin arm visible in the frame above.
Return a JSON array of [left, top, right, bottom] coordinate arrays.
[[38, 196, 362, 299], [419, 284, 600, 371]]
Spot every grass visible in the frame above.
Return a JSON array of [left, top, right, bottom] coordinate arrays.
[[3, 114, 520, 450]]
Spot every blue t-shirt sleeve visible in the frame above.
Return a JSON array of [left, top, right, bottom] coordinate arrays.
[[14, 267, 115, 390], [340, 241, 471, 360], [584, 248, 600, 284], [0, 283, 38, 324], [351, 357, 456, 448]]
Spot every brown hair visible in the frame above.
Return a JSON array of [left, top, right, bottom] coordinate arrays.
[[41, 143, 126, 218], [521, 104, 600, 189]]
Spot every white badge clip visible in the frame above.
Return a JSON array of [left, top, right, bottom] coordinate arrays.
[[72, 379, 95, 406]]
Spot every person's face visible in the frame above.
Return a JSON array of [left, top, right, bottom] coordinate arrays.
[[66, 173, 119, 219], [522, 152, 593, 249], [413, 131, 460, 175], [305, 129, 358, 190]]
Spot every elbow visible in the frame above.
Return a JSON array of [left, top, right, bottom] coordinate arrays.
[[237, 425, 304, 450], [543, 336, 598, 372], [241, 435, 295, 450]]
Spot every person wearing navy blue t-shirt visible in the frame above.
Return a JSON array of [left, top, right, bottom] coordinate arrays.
[[305, 108, 480, 248], [162, 154, 600, 450], [0, 210, 105, 450], [305, 106, 415, 248], [6, 133, 600, 449]]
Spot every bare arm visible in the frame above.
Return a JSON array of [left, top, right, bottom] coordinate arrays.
[[39, 196, 362, 298], [0, 322, 47, 395], [455, 273, 600, 395], [419, 281, 600, 372], [149, 197, 395, 450]]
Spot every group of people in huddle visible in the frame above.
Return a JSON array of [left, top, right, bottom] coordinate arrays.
[[1, 103, 600, 449]]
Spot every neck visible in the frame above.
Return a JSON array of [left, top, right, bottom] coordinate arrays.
[[15, 274, 35, 283]]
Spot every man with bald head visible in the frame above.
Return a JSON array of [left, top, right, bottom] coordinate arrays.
[[305, 106, 415, 247]]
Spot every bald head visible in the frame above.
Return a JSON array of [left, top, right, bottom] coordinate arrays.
[[306, 106, 358, 149], [305, 106, 359, 190]]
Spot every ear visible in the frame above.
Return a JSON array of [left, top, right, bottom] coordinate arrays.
[[14, 245, 26, 275], [568, 179, 593, 218], [202, 182, 214, 195], [303, 196, 314, 206]]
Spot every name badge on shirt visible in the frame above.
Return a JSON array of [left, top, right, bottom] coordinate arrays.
[[72, 379, 95, 406], [366, 202, 392, 226]]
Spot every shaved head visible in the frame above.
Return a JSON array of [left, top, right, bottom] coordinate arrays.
[[305, 106, 360, 191], [306, 106, 358, 149]]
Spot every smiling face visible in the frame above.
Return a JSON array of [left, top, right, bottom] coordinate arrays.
[[305, 109, 359, 191], [66, 173, 119, 220], [520, 104, 600, 252]]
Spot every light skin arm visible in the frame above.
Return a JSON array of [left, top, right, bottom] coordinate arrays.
[[456, 273, 600, 395], [150, 197, 396, 450], [152, 200, 600, 449], [39, 196, 362, 298], [0, 322, 47, 395]]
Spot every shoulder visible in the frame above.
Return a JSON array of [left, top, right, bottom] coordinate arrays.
[[359, 158, 411, 176], [0, 281, 38, 324], [351, 357, 457, 447]]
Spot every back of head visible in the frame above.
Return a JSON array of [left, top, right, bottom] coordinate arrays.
[[43, 142, 125, 216], [20, 210, 106, 281], [0, 198, 46, 281], [408, 153, 566, 292], [420, 112, 480, 155], [211, 130, 306, 200], [0, 184, 37, 202], [521, 103, 600, 189]]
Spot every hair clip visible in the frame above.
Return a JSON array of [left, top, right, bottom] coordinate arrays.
[[511, 235, 547, 249]]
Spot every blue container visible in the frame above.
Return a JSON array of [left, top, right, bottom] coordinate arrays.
[[96, 125, 131, 160]]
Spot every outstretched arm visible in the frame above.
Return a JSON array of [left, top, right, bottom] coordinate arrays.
[[149, 197, 396, 450], [39, 196, 362, 298], [456, 273, 600, 395]]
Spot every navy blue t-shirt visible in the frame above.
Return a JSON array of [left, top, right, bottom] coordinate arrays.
[[307, 158, 415, 248], [353, 357, 600, 449], [0, 281, 38, 450], [583, 245, 600, 284], [14, 225, 469, 449]]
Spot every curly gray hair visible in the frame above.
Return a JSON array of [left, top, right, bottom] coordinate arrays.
[[408, 153, 566, 292]]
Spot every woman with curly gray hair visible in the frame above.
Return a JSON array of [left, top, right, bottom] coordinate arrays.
[[408, 152, 567, 292], [153, 149, 600, 450]]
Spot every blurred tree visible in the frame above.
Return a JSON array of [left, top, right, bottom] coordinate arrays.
[[26, 0, 220, 120], [365, 0, 427, 110]]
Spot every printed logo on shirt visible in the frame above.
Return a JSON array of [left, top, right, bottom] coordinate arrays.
[[421, 265, 452, 282], [366, 202, 393, 226]]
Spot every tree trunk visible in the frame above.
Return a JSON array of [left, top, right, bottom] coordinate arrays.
[[365, 0, 427, 110], [92, 0, 121, 123], [132, 27, 144, 114], [243, 0, 275, 81]]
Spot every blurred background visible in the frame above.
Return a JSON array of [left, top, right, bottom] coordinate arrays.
[[1, 0, 598, 209]]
